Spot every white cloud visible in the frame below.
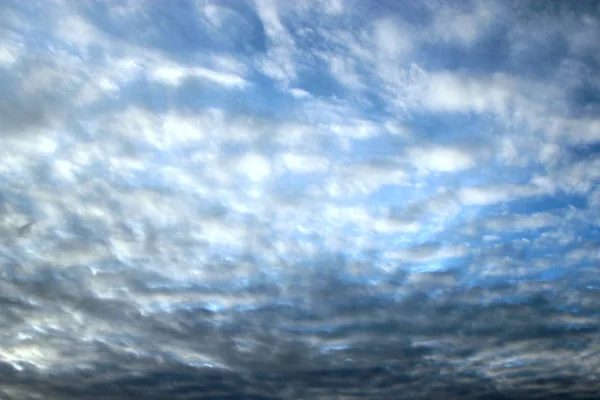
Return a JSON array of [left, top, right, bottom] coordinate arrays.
[[588, 187, 600, 210], [459, 186, 515, 206], [55, 6, 250, 95], [551, 156, 600, 193], [238, 153, 272, 182], [546, 117, 600, 144], [0, 38, 22, 66], [289, 88, 311, 99], [566, 246, 600, 263], [56, 13, 106, 48], [281, 153, 329, 174], [423, 73, 515, 115], [328, 55, 364, 90], [373, 218, 421, 234], [327, 163, 408, 197], [317, 0, 345, 15], [90, 107, 209, 151], [208, 54, 248, 75], [459, 180, 553, 206], [407, 145, 476, 172], [535, 231, 575, 248], [483, 235, 500, 242], [150, 64, 248, 88], [322, 204, 420, 237], [373, 18, 413, 59], [330, 119, 379, 139], [253, 0, 298, 85], [200, 2, 230, 28], [430, 2, 497, 45]]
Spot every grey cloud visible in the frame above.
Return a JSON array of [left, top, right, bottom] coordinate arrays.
[[458, 181, 553, 206], [2, 223, 600, 399], [551, 155, 600, 193], [2, 274, 600, 399], [385, 241, 468, 265], [388, 189, 459, 224], [0, 56, 75, 136], [484, 212, 560, 233]]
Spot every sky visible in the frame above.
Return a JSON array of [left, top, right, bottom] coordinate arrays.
[[1, 0, 600, 398]]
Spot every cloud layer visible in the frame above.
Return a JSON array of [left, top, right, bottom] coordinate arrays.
[[1, 0, 600, 398]]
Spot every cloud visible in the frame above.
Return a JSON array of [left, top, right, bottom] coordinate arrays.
[[289, 87, 311, 99], [252, 0, 298, 85], [326, 162, 409, 197], [237, 153, 272, 182], [2, 1, 600, 399], [484, 212, 560, 233], [327, 55, 365, 90], [429, 1, 498, 45], [458, 179, 554, 206], [0, 37, 22, 67], [0, 51, 87, 136], [406, 145, 477, 172], [150, 64, 248, 88], [373, 17, 413, 58], [422, 72, 516, 115], [387, 190, 460, 225], [385, 242, 468, 264], [550, 155, 600, 193], [321, 0, 345, 15], [280, 153, 329, 174]]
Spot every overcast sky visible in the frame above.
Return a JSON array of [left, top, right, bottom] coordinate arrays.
[[1, 0, 600, 399]]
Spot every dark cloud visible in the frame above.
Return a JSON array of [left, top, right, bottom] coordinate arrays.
[[2, 279, 600, 398]]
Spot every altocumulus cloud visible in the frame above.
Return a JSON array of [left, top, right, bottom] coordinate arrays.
[[1, 0, 600, 399]]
